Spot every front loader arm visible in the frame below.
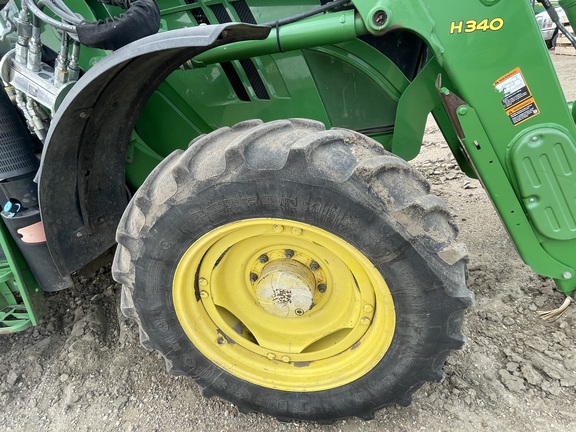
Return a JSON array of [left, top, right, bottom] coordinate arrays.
[[352, 0, 576, 295]]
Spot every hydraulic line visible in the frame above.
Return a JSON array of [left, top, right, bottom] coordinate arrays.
[[540, 0, 576, 48], [23, 0, 77, 33], [41, 0, 81, 24], [50, 0, 79, 19], [261, 0, 351, 27]]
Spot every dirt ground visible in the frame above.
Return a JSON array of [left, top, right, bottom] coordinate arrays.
[[1, 54, 576, 432]]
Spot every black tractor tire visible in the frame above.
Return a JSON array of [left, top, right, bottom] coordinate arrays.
[[112, 119, 473, 422]]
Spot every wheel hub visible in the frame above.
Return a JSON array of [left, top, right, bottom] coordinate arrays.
[[255, 259, 315, 318], [173, 218, 395, 392]]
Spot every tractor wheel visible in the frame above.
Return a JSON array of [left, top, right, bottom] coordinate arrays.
[[113, 119, 473, 422]]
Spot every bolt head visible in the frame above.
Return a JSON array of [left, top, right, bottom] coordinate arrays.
[[259, 254, 269, 264], [281, 356, 291, 363], [563, 272, 573, 280], [372, 10, 388, 27], [199, 278, 208, 286], [310, 261, 319, 271], [285, 249, 294, 259], [363, 305, 374, 314], [267, 353, 276, 360], [318, 284, 327, 293], [291, 227, 303, 236], [273, 224, 284, 233]]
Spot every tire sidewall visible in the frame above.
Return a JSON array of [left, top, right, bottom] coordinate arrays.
[[132, 174, 463, 420]]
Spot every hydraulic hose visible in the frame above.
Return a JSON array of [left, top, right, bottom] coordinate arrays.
[[540, 0, 576, 48], [24, 0, 77, 32], [261, 0, 351, 27], [41, 0, 82, 25], [50, 0, 78, 19]]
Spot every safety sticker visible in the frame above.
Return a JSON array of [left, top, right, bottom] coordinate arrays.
[[507, 99, 540, 126], [494, 67, 539, 125]]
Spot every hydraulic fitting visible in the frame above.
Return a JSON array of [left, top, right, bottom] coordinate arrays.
[[15, 8, 32, 64]]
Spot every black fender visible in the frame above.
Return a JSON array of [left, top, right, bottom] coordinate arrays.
[[38, 24, 271, 275]]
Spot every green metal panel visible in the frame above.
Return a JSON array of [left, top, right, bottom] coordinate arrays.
[[121, 2, 413, 186], [510, 128, 576, 241]]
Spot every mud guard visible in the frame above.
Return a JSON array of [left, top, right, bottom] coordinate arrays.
[[38, 24, 271, 275]]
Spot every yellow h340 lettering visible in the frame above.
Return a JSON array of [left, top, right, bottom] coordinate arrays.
[[450, 18, 504, 34]]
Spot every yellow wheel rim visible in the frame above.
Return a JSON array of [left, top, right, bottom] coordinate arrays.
[[173, 218, 396, 392]]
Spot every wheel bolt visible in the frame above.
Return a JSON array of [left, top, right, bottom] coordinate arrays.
[[199, 278, 208, 286], [310, 261, 319, 271], [217, 337, 225, 345], [318, 284, 327, 293], [295, 308, 304, 316], [281, 356, 291, 363], [200, 290, 209, 298], [259, 254, 269, 264], [267, 353, 276, 360], [250, 273, 258, 283], [285, 249, 294, 259], [291, 227, 303, 235], [273, 224, 284, 233]]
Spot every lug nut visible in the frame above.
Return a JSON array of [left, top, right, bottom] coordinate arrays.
[[259, 254, 269, 264], [285, 249, 294, 259], [291, 227, 303, 235], [250, 273, 258, 283], [318, 284, 327, 293], [310, 261, 319, 271]]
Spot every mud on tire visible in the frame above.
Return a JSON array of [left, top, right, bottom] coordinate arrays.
[[112, 119, 473, 422]]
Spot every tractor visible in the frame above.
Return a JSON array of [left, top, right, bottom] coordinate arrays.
[[0, 0, 575, 422]]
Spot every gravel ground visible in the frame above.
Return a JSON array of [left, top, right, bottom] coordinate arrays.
[[1, 54, 575, 432]]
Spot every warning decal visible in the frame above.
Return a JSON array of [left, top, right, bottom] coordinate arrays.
[[507, 99, 540, 126], [494, 67, 539, 125]]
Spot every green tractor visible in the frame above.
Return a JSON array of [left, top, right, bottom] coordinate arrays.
[[1, 0, 575, 422]]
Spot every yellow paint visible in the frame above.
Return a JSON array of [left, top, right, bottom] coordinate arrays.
[[173, 218, 396, 391], [450, 18, 504, 34]]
